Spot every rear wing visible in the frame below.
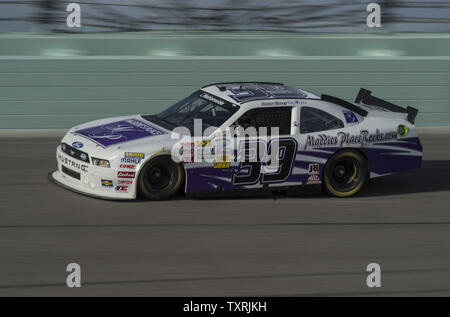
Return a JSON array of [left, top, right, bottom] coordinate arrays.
[[321, 94, 368, 117], [355, 88, 418, 124]]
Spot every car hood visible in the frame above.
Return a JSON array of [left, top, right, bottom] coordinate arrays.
[[62, 115, 179, 159]]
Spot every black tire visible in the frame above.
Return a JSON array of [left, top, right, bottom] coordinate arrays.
[[138, 155, 184, 200], [322, 149, 369, 198]]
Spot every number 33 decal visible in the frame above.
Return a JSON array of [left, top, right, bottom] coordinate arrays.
[[232, 138, 298, 185]]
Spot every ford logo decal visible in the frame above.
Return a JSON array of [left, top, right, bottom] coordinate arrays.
[[72, 141, 83, 148]]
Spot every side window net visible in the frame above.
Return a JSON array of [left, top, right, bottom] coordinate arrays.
[[236, 107, 292, 135]]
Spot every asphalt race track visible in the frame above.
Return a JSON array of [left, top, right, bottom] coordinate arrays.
[[1, 134, 450, 296]]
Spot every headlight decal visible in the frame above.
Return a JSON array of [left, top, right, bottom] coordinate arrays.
[[92, 157, 110, 168]]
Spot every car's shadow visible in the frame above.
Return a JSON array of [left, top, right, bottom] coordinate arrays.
[[190, 160, 450, 201], [129, 160, 450, 202], [359, 160, 450, 197]]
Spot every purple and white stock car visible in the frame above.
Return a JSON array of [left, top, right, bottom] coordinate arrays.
[[50, 82, 422, 200]]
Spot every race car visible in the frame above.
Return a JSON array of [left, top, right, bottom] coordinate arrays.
[[49, 82, 422, 200]]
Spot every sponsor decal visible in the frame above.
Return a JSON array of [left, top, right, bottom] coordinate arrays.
[[308, 163, 319, 175], [118, 179, 133, 185], [73, 118, 166, 147], [181, 141, 195, 148], [117, 171, 135, 179], [181, 141, 195, 163], [120, 152, 145, 164], [199, 93, 225, 105], [115, 186, 128, 192], [213, 162, 231, 169], [121, 157, 142, 164], [306, 174, 321, 185], [261, 100, 303, 106], [343, 111, 359, 124], [58, 154, 88, 172], [196, 140, 211, 147], [72, 141, 83, 149], [119, 164, 136, 169], [304, 129, 398, 149], [101, 179, 113, 187], [124, 152, 145, 159], [179, 139, 215, 164]]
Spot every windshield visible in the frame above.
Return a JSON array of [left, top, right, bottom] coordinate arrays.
[[145, 90, 239, 134]]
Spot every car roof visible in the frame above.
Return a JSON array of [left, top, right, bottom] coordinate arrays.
[[201, 82, 319, 105]]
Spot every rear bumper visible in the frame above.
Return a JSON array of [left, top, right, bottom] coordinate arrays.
[[364, 136, 423, 178], [52, 145, 136, 200]]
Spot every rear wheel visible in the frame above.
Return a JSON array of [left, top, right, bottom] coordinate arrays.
[[322, 150, 369, 198], [138, 156, 184, 200]]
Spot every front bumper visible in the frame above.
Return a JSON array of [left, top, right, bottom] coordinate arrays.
[[51, 145, 136, 200]]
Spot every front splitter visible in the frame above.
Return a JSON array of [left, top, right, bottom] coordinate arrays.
[[48, 170, 134, 201]]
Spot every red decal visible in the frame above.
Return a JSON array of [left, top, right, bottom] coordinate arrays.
[[118, 180, 133, 185], [120, 164, 136, 169], [117, 171, 135, 178]]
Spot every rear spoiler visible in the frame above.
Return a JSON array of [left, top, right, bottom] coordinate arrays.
[[355, 88, 418, 124], [321, 94, 368, 117]]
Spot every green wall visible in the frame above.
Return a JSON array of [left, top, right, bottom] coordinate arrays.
[[0, 32, 449, 128]]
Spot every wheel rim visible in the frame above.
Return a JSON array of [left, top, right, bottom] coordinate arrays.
[[144, 162, 172, 191], [329, 156, 362, 192]]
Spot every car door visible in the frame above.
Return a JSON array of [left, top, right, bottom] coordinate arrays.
[[184, 105, 300, 194]]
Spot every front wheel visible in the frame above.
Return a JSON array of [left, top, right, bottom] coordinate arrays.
[[322, 150, 369, 198], [138, 156, 184, 200]]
